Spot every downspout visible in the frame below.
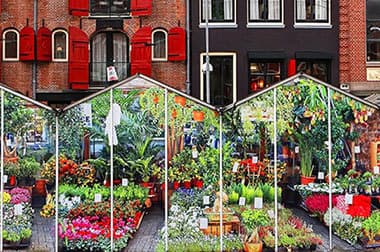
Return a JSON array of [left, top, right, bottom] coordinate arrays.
[[32, 0, 38, 99], [185, 0, 190, 94]]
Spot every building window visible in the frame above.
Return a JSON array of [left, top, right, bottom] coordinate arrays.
[[248, 0, 282, 23], [201, 0, 235, 23], [200, 53, 236, 106], [91, 31, 129, 86], [52, 29, 68, 62], [249, 61, 282, 93], [367, 0, 380, 62], [152, 29, 167, 61], [296, 60, 330, 82], [295, 0, 329, 23], [91, 0, 130, 16], [2, 29, 19, 61]]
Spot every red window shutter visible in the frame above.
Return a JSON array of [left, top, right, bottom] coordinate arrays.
[[131, 26, 152, 76], [168, 27, 186, 61], [288, 58, 297, 77], [69, 0, 89, 16], [20, 26, 35, 61], [37, 27, 52, 62], [130, 0, 152, 17], [69, 26, 89, 90]]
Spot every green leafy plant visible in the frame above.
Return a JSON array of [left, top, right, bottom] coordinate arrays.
[[18, 157, 40, 178], [4, 162, 20, 176], [241, 209, 270, 243]]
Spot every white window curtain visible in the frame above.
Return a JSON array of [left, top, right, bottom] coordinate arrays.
[[268, 0, 280, 20], [113, 33, 128, 79], [224, 0, 233, 20], [249, 0, 259, 20], [202, 0, 212, 20], [92, 33, 107, 82], [297, 0, 306, 20], [315, 0, 327, 20]]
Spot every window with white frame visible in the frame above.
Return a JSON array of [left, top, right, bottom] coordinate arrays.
[[248, 0, 282, 23], [152, 29, 167, 61], [367, 0, 380, 62], [295, 0, 329, 23], [201, 0, 234, 23], [52, 29, 68, 62], [3, 29, 19, 61], [200, 53, 236, 106]]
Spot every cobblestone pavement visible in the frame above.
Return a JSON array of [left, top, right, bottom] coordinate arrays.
[[4, 208, 55, 252], [125, 205, 164, 252]]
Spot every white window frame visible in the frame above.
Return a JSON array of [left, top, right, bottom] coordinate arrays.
[[294, 0, 332, 29], [366, 0, 380, 65], [199, 0, 238, 28], [52, 29, 68, 62], [2, 29, 19, 61], [151, 29, 168, 61], [247, 0, 285, 28], [199, 52, 237, 103]]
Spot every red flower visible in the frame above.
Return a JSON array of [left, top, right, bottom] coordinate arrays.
[[346, 195, 371, 218]]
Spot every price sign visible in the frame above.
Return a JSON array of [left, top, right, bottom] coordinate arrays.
[[354, 146, 360, 154], [94, 193, 102, 203], [254, 197, 263, 209], [232, 162, 239, 173], [203, 196, 210, 205], [199, 218, 208, 229], [3, 175, 8, 183], [122, 178, 128, 187], [295, 146, 299, 153], [192, 149, 198, 159], [345, 194, 353, 205], [239, 197, 246, 206], [14, 204, 23, 215], [267, 209, 275, 219], [252, 156, 258, 164], [318, 172, 325, 180], [374, 166, 379, 175]]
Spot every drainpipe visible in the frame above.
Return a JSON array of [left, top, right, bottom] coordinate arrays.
[[185, 0, 190, 94], [32, 0, 38, 99]]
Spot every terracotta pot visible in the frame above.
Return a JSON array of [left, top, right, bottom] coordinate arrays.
[[244, 242, 263, 252], [145, 198, 152, 208], [183, 181, 192, 189], [300, 175, 316, 185], [9, 175, 17, 186], [174, 95, 186, 107], [173, 181, 180, 190], [192, 110, 205, 122]]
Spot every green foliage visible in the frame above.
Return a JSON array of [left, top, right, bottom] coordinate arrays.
[[362, 210, 380, 240], [241, 209, 270, 232], [18, 157, 40, 178]]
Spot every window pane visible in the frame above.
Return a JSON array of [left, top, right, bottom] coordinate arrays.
[[91, 0, 130, 15], [54, 32, 67, 60], [368, 41, 380, 61], [367, 0, 380, 20], [367, 13, 380, 61], [153, 31, 166, 59], [202, 0, 234, 22], [297, 61, 328, 82], [249, 61, 281, 93], [92, 33, 107, 82], [5, 31, 17, 59], [296, 0, 328, 22], [249, 0, 281, 22], [113, 33, 128, 80]]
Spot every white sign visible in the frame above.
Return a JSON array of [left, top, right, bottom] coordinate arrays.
[[94, 193, 102, 203], [232, 162, 239, 173], [354, 146, 360, 154], [318, 172, 325, 180], [3, 175, 7, 183], [199, 218, 208, 229], [374, 166, 379, 175], [14, 204, 23, 215], [254, 197, 263, 209], [345, 194, 353, 205], [107, 66, 119, 82], [192, 149, 198, 159], [367, 67, 380, 81], [239, 197, 246, 206], [203, 196, 210, 205], [122, 178, 128, 187], [252, 156, 258, 164], [295, 146, 299, 153], [80, 103, 92, 128]]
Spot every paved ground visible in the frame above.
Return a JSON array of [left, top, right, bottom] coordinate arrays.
[[4, 208, 55, 252], [125, 205, 164, 252]]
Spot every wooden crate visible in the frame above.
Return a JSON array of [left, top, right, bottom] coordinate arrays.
[[201, 216, 240, 236]]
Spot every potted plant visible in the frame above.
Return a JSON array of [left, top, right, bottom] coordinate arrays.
[[4, 162, 20, 186], [18, 157, 40, 186], [362, 210, 380, 245], [6, 231, 21, 246], [241, 209, 270, 252], [298, 139, 315, 185], [20, 228, 32, 244]]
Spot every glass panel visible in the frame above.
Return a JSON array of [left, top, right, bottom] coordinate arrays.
[[201, 0, 234, 22], [249, 62, 281, 93], [5, 32, 17, 59], [113, 33, 129, 80], [53, 32, 67, 60], [2, 92, 56, 251], [296, 61, 329, 82], [153, 31, 166, 59], [92, 33, 107, 83]]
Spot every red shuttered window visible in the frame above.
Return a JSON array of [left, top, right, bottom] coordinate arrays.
[[69, 26, 89, 90], [131, 26, 152, 77], [130, 0, 152, 17], [168, 27, 186, 61], [20, 26, 35, 61], [69, 0, 89, 16], [37, 27, 52, 62]]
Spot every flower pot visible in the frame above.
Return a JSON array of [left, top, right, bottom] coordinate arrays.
[[244, 242, 263, 252], [183, 181, 191, 189], [300, 175, 316, 185], [173, 181, 180, 190], [174, 95, 186, 107], [9, 175, 17, 186], [145, 198, 152, 208], [192, 110, 205, 122]]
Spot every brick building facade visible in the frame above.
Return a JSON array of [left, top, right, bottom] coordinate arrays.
[[0, 0, 187, 104]]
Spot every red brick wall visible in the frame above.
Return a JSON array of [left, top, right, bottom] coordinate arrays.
[[1, 0, 187, 96]]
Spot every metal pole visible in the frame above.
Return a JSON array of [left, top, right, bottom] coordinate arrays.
[[55, 115, 59, 252], [32, 0, 38, 99], [0, 90, 4, 251], [185, 0, 191, 94], [219, 112, 223, 252], [273, 89, 278, 252], [110, 89, 114, 251], [205, 0, 211, 103], [328, 88, 333, 250], [164, 89, 169, 251]]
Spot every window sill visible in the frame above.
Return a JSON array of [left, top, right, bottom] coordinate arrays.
[[246, 23, 285, 29], [89, 14, 131, 19], [152, 59, 168, 62], [366, 62, 380, 67], [293, 23, 332, 29], [52, 59, 68, 62], [2, 59, 19, 62], [199, 23, 238, 29]]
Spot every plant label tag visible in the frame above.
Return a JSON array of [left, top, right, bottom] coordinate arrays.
[[252, 156, 258, 164], [354, 146, 360, 154], [295, 146, 299, 153], [192, 150, 198, 159], [199, 218, 208, 229], [232, 162, 239, 173], [254, 197, 263, 209], [318, 172, 325, 180], [345, 194, 353, 205], [122, 178, 128, 187], [3, 175, 7, 183], [14, 204, 23, 215], [94, 193, 102, 203], [374, 166, 379, 175], [203, 196, 210, 205], [267, 209, 275, 219], [239, 197, 246, 206]]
